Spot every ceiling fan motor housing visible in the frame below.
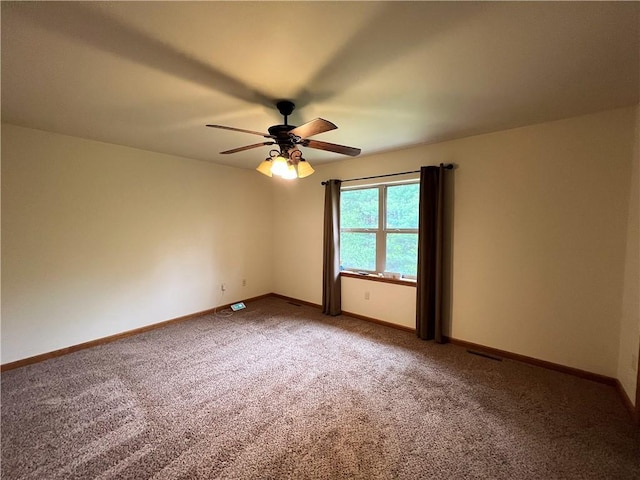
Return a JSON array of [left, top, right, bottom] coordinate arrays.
[[268, 124, 297, 152], [269, 100, 298, 152]]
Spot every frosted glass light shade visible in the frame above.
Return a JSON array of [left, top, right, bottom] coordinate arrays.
[[297, 160, 315, 178], [282, 164, 297, 179], [271, 156, 289, 176], [256, 159, 273, 177]]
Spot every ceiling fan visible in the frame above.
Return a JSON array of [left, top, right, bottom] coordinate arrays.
[[206, 100, 361, 179]]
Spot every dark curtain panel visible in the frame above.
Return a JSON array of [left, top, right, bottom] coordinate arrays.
[[416, 164, 446, 342], [322, 179, 342, 316]]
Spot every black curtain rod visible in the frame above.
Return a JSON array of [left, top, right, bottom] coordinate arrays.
[[321, 164, 454, 185]]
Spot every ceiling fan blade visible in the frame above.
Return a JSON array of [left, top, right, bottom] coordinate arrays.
[[220, 142, 275, 154], [288, 118, 337, 139], [206, 124, 270, 137], [303, 139, 361, 157]]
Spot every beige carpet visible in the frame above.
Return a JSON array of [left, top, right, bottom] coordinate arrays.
[[2, 297, 639, 479]]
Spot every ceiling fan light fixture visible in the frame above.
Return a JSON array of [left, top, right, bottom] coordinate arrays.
[[208, 100, 360, 180], [296, 159, 315, 178], [256, 158, 273, 177]]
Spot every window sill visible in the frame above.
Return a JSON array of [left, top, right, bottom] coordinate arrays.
[[340, 271, 417, 287]]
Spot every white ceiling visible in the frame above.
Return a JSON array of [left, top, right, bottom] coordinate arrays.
[[2, 1, 638, 170]]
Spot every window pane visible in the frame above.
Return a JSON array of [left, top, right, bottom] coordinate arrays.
[[340, 189, 378, 229], [340, 232, 376, 271], [386, 184, 419, 229], [386, 233, 418, 276]]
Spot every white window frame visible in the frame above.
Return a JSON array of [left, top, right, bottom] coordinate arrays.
[[340, 181, 419, 278]]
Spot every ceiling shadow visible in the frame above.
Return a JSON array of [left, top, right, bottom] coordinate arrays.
[[9, 2, 275, 108], [294, 2, 485, 106]]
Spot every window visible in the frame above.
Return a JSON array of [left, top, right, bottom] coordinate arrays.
[[340, 182, 419, 278]]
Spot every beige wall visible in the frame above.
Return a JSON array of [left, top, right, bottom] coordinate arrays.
[[2, 107, 637, 387], [1, 124, 273, 364], [273, 107, 637, 378], [617, 105, 640, 405], [342, 278, 416, 330]]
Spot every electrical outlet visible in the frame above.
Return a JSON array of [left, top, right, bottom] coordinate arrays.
[[242, 279, 246, 287], [364, 291, 370, 300], [221, 283, 226, 292]]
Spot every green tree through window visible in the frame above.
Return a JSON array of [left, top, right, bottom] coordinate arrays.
[[340, 182, 419, 277]]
